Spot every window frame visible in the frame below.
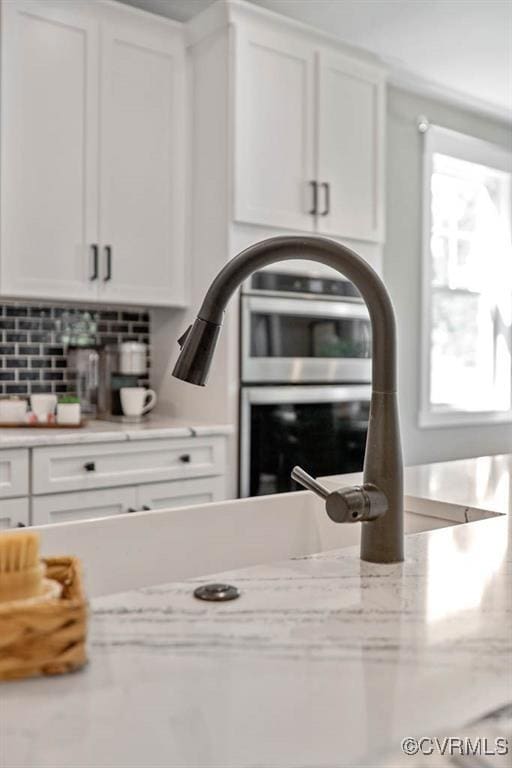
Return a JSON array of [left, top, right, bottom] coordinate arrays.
[[420, 125, 512, 429]]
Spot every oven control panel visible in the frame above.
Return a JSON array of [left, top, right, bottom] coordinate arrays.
[[250, 271, 362, 299]]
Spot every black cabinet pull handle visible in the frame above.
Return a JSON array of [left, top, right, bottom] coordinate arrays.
[[142, 505, 151, 511], [16, 522, 26, 528], [104, 245, 112, 281], [179, 454, 191, 463], [90, 244, 98, 281], [308, 180, 318, 215], [320, 182, 330, 216], [127, 507, 137, 514], [84, 461, 96, 472]]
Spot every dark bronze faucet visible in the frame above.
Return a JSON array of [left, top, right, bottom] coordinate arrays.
[[173, 236, 404, 563]]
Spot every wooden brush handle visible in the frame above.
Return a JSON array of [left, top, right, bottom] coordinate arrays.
[[0, 563, 44, 603]]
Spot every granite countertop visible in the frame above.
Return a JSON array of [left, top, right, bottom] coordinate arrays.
[[322, 453, 512, 521], [1, 457, 511, 768], [0, 415, 233, 448], [402, 454, 512, 517]]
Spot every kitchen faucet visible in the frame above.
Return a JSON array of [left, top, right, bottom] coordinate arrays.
[[173, 236, 404, 563]]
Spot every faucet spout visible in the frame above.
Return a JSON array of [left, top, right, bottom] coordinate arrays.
[[173, 236, 404, 563]]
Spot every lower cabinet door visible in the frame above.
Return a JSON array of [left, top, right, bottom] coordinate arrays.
[[0, 449, 29, 499], [0, 497, 30, 529], [32, 487, 137, 526], [136, 477, 226, 511]]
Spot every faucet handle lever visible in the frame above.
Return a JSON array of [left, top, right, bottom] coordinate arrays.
[[325, 484, 388, 523], [291, 465, 388, 524], [291, 466, 329, 500]]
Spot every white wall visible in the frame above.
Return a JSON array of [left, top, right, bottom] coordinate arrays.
[[385, 86, 512, 466]]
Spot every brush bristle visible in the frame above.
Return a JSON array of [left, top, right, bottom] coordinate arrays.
[[0, 531, 40, 573]]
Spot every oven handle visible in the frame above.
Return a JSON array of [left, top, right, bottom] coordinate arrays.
[[242, 385, 371, 406], [244, 294, 369, 320]]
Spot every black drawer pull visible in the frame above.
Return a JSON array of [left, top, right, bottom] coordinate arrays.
[[127, 507, 137, 514], [104, 245, 112, 282], [90, 244, 99, 281], [309, 180, 318, 215], [142, 505, 151, 511], [320, 182, 330, 216], [84, 461, 96, 472], [179, 454, 191, 463], [16, 522, 27, 528]]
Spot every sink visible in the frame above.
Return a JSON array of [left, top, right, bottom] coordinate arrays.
[[32, 489, 494, 597]]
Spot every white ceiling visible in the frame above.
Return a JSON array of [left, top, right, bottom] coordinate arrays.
[[119, 0, 512, 121]]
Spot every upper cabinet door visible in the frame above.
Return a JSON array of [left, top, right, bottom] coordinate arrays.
[[98, 10, 187, 306], [316, 51, 385, 243], [0, 0, 100, 300], [233, 24, 315, 232]]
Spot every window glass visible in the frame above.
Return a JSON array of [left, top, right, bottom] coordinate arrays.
[[427, 150, 512, 416]]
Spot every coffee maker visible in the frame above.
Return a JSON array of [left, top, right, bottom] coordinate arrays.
[[98, 342, 147, 419]]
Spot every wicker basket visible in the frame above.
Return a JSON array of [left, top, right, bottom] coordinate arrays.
[[0, 556, 88, 681]]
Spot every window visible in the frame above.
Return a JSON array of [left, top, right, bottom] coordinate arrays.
[[420, 126, 512, 427]]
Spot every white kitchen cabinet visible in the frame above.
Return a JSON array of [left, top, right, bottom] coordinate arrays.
[[231, 14, 385, 243], [0, 431, 228, 526], [0, 0, 100, 301], [136, 476, 225, 511], [32, 487, 137, 526], [0, 449, 29, 499], [234, 23, 315, 232], [30, 474, 224, 530], [0, 0, 187, 306], [32, 436, 226, 495], [98, 5, 186, 306], [31, 475, 225, 526], [0, 498, 30, 529], [316, 50, 385, 242]]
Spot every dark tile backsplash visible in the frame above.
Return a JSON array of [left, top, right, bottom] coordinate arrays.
[[0, 303, 151, 397]]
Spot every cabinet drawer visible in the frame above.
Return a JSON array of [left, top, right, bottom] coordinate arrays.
[[32, 487, 137, 526], [0, 497, 29, 529], [0, 449, 29, 499], [32, 437, 226, 495], [136, 476, 226, 511]]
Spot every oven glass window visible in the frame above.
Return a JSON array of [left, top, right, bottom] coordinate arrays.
[[250, 314, 371, 358], [248, 399, 369, 496]]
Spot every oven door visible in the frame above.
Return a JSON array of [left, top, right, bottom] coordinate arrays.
[[241, 295, 371, 383], [240, 384, 371, 498]]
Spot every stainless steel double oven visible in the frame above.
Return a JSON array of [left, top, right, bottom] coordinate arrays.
[[239, 269, 372, 497]]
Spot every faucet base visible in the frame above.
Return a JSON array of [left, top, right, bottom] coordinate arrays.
[[360, 391, 404, 563]]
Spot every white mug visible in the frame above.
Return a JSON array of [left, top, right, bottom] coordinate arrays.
[[30, 393, 57, 423], [120, 387, 157, 417]]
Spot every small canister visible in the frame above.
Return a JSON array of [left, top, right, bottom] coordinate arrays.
[[119, 342, 147, 375]]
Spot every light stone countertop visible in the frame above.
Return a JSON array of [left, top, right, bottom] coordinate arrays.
[[0, 415, 233, 448], [322, 453, 512, 523], [1, 456, 511, 768]]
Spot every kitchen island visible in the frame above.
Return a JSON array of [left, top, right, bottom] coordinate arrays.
[[1, 456, 511, 768]]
